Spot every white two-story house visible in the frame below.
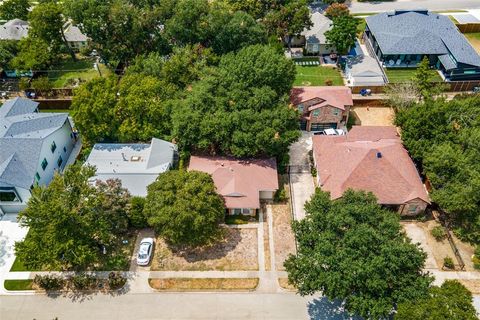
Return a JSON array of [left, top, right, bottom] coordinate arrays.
[[0, 98, 78, 215]]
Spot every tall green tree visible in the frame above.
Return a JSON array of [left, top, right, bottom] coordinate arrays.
[[0, 40, 18, 70], [0, 0, 30, 20], [144, 170, 225, 247], [264, 0, 312, 47], [395, 95, 480, 243], [172, 44, 299, 158], [10, 37, 55, 71], [15, 165, 131, 271], [412, 57, 446, 101], [396, 280, 478, 320], [28, 1, 76, 61], [284, 189, 432, 319], [325, 14, 358, 54]]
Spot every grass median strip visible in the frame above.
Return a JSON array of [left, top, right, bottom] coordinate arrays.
[[148, 278, 259, 291], [4, 280, 34, 291]]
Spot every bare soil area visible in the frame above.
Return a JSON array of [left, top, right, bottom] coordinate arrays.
[[278, 278, 296, 291], [272, 202, 296, 271], [351, 106, 395, 126], [402, 220, 477, 271], [151, 228, 258, 271], [149, 278, 259, 291]]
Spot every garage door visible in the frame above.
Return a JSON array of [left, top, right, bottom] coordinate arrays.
[[310, 122, 337, 132]]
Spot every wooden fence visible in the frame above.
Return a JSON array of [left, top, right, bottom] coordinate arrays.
[[350, 80, 480, 94], [457, 23, 480, 33]]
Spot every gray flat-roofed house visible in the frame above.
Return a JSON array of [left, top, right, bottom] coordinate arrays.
[[364, 10, 480, 81], [290, 12, 336, 55], [0, 19, 29, 40], [85, 138, 177, 197], [0, 98, 78, 215]]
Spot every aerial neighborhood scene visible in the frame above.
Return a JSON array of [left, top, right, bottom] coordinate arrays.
[[1, 0, 480, 319]]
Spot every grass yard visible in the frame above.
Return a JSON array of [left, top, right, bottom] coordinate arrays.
[[385, 68, 443, 83], [48, 56, 111, 88], [151, 228, 258, 271], [4, 280, 34, 291], [148, 278, 259, 291], [294, 65, 344, 86], [465, 33, 480, 54], [356, 18, 366, 39]]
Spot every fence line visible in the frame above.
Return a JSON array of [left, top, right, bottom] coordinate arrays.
[[435, 210, 466, 271]]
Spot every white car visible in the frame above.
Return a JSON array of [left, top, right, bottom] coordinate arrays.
[[136, 238, 154, 266], [314, 128, 346, 136]]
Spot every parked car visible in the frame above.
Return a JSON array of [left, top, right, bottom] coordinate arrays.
[[313, 128, 346, 136], [136, 237, 154, 266]]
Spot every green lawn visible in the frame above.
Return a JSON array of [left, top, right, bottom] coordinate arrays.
[[225, 215, 251, 225], [356, 18, 366, 39], [294, 65, 344, 86], [10, 256, 32, 272], [48, 57, 112, 88], [464, 33, 480, 54], [385, 68, 443, 83], [4, 280, 33, 291]]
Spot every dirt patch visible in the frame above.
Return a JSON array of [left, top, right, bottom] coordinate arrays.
[[278, 278, 296, 291], [402, 220, 477, 271], [264, 219, 271, 271], [272, 202, 296, 271], [351, 106, 395, 126], [149, 278, 259, 291], [459, 279, 480, 294], [151, 228, 258, 271]]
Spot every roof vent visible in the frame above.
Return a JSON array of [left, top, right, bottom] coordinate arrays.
[[121, 153, 127, 161], [376, 152, 382, 158], [130, 156, 141, 162]]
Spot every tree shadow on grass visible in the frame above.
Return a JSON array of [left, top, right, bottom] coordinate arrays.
[[308, 297, 364, 320]]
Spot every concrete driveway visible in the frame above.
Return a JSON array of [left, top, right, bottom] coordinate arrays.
[[0, 214, 28, 292], [289, 132, 315, 220]]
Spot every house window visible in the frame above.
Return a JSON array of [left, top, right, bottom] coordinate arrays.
[[332, 109, 339, 116], [41, 158, 48, 170], [312, 110, 320, 117], [57, 156, 63, 167], [35, 172, 41, 181], [408, 205, 418, 214], [242, 208, 252, 215], [51, 141, 57, 153], [297, 104, 304, 113], [233, 209, 242, 215], [0, 190, 20, 202], [63, 146, 67, 153]]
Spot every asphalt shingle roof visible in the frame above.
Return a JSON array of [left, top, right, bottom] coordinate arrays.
[[366, 10, 480, 68], [0, 98, 69, 189]]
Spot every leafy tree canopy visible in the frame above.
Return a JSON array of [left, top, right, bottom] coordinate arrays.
[[396, 280, 478, 320], [325, 14, 358, 54], [284, 189, 432, 319], [0, 40, 18, 70], [395, 95, 480, 243], [144, 170, 225, 247], [0, 0, 30, 21], [10, 37, 56, 71], [412, 57, 447, 100], [15, 164, 131, 271], [171, 44, 299, 158]]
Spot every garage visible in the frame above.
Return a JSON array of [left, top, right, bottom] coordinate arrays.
[[310, 122, 337, 132]]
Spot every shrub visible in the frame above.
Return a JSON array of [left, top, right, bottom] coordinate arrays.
[[33, 275, 64, 291], [274, 188, 287, 203], [431, 226, 446, 241], [324, 79, 333, 86], [18, 77, 30, 91], [108, 272, 126, 290], [443, 257, 455, 270], [31, 76, 53, 97], [71, 273, 96, 290], [128, 196, 147, 228], [311, 167, 317, 177], [473, 246, 480, 270]]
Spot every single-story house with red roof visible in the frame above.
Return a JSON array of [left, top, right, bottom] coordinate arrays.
[[188, 156, 279, 215], [312, 126, 430, 215], [290, 86, 353, 132]]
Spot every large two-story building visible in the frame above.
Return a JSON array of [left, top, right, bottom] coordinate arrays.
[[0, 98, 78, 215]]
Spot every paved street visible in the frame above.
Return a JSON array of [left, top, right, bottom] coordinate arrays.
[[347, 0, 480, 13], [0, 292, 356, 320]]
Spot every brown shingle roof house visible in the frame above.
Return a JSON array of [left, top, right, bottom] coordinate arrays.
[[188, 156, 279, 215], [312, 126, 430, 215], [290, 86, 353, 132]]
